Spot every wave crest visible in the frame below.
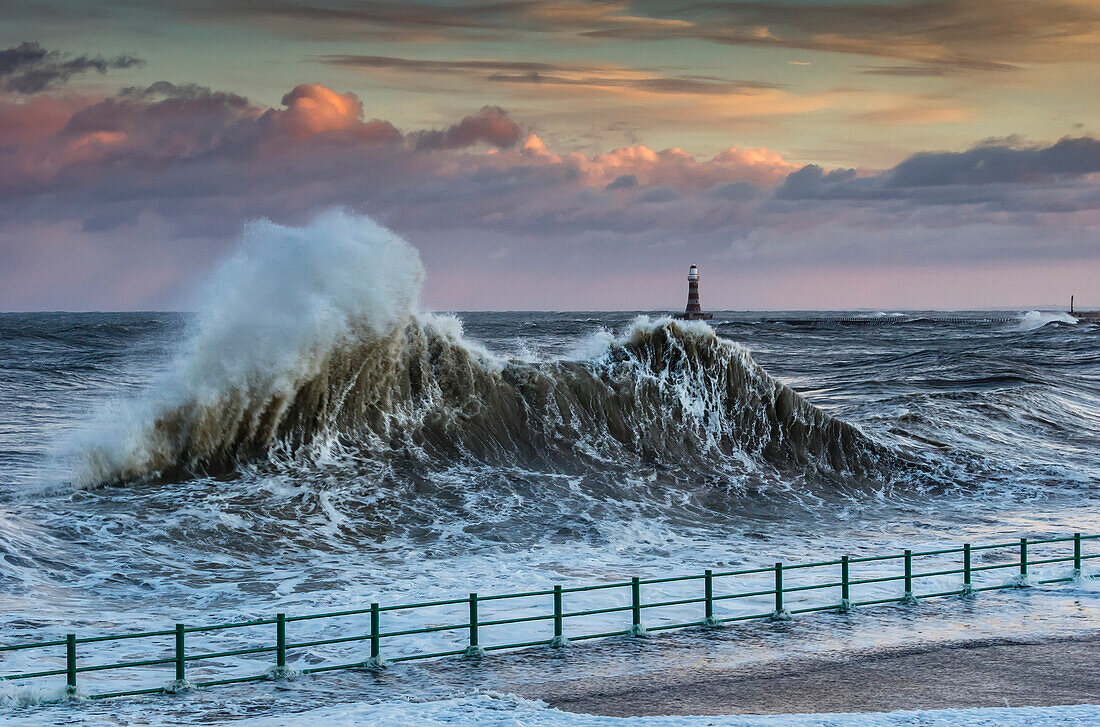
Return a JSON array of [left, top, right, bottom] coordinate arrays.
[[71, 212, 893, 488]]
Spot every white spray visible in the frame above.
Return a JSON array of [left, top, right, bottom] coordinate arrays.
[[69, 209, 424, 487], [1018, 310, 1078, 332]]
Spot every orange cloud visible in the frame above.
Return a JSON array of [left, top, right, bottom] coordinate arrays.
[[516, 134, 799, 189], [270, 83, 365, 137], [256, 83, 402, 150], [851, 104, 973, 126]]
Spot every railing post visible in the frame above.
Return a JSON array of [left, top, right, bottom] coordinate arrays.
[[465, 593, 483, 656], [902, 549, 915, 603], [840, 556, 851, 611], [1017, 537, 1030, 587], [364, 602, 385, 668], [704, 569, 716, 626], [275, 613, 286, 671], [963, 543, 972, 595], [552, 585, 564, 645], [469, 593, 479, 646], [772, 562, 788, 619], [175, 623, 186, 682], [371, 603, 380, 661], [630, 577, 644, 635], [1075, 533, 1082, 575], [65, 633, 76, 693]]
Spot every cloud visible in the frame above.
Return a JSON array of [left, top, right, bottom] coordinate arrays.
[[181, 0, 1100, 71], [578, 0, 1100, 70], [321, 51, 821, 139], [119, 81, 250, 107], [411, 106, 522, 150], [0, 81, 802, 254], [849, 102, 972, 126], [606, 174, 638, 190], [3, 81, 1094, 230], [889, 137, 1100, 187], [0, 79, 1097, 310], [0, 94, 82, 143], [775, 165, 858, 199], [173, 0, 694, 42], [857, 63, 1016, 77], [256, 83, 402, 145], [775, 137, 1100, 202], [322, 54, 783, 97], [0, 41, 142, 94], [10, 1, 1099, 85]]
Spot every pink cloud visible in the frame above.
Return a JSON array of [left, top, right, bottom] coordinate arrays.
[[0, 95, 83, 143], [509, 134, 799, 189]]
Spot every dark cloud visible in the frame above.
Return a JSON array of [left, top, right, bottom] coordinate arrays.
[[412, 106, 522, 150], [215, 0, 508, 31], [774, 138, 1100, 209], [119, 81, 250, 108], [858, 62, 1016, 77], [321, 55, 566, 75], [489, 72, 778, 95], [889, 137, 1100, 187], [322, 54, 781, 96], [712, 181, 761, 200], [0, 41, 142, 94], [775, 165, 859, 200], [174, 0, 527, 42], [638, 185, 680, 203], [606, 174, 638, 190]]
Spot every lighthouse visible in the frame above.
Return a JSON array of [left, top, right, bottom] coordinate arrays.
[[676, 264, 713, 320]]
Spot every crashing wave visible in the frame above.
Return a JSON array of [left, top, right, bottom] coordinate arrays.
[[1018, 310, 1078, 331], [71, 210, 893, 488]]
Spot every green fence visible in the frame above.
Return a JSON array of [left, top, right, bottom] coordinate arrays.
[[1, 532, 1095, 703]]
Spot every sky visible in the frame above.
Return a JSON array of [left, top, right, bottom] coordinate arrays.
[[1, 0, 1098, 311]]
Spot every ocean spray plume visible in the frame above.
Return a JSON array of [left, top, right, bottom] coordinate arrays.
[[71, 210, 424, 487]]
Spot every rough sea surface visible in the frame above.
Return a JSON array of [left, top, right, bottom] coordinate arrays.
[[0, 214, 1097, 723]]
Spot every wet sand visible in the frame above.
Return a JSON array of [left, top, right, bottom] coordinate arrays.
[[516, 635, 1100, 716]]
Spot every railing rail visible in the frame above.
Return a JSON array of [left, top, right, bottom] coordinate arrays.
[[1, 532, 1096, 703]]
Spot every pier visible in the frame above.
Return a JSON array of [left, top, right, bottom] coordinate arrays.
[[1070, 295, 1100, 321]]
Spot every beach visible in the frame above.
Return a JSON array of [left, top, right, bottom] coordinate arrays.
[[522, 634, 1100, 717]]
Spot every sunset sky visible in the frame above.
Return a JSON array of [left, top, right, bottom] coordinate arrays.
[[2, 0, 1099, 311]]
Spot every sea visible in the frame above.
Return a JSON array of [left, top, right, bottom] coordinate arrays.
[[0, 212, 1097, 725]]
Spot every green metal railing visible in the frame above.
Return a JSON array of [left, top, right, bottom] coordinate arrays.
[[1, 532, 1095, 703]]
